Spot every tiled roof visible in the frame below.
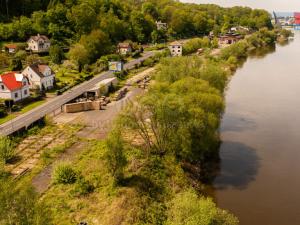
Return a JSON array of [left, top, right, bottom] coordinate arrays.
[[28, 63, 53, 78], [169, 41, 183, 46], [0, 72, 25, 91], [118, 43, 132, 48], [28, 35, 50, 43], [4, 44, 17, 49]]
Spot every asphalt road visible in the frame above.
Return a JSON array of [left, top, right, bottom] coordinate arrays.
[[0, 51, 155, 136]]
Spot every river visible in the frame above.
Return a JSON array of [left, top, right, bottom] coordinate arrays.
[[213, 31, 300, 225]]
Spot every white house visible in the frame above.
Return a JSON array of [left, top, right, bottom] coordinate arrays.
[[27, 34, 51, 53], [23, 64, 55, 90], [169, 41, 183, 57], [117, 42, 133, 55], [156, 21, 168, 30], [0, 72, 30, 102]]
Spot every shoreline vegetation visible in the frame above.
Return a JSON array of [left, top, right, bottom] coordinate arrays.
[[0, 0, 294, 224]]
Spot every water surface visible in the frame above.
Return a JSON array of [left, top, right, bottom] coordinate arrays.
[[214, 32, 300, 225]]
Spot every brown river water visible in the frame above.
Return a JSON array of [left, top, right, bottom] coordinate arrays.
[[213, 31, 300, 225]]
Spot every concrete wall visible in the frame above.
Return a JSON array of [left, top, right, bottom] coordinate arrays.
[[63, 100, 101, 113]]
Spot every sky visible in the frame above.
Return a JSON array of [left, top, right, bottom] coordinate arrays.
[[180, 0, 300, 12]]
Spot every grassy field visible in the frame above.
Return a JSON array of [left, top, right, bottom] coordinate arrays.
[[0, 99, 46, 125]]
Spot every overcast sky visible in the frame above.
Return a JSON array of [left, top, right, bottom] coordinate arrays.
[[180, 0, 300, 12]]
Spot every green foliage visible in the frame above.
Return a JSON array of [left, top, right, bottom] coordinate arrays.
[[0, 136, 15, 163], [49, 45, 64, 64], [0, 180, 52, 225], [10, 57, 23, 71], [105, 128, 127, 183], [183, 37, 211, 55], [52, 162, 77, 184], [166, 190, 239, 225], [71, 176, 94, 196]]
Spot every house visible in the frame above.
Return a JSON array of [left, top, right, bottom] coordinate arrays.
[[22, 64, 55, 90], [168, 41, 183, 57], [218, 33, 243, 45], [156, 21, 168, 30], [3, 44, 18, 54], [230, 26, 250, 33], [117, 42, 133, 55], [27, 34, 51, 53], [0, 72, 30, 102]]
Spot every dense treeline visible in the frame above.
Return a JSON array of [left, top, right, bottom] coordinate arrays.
[[0, 0, 272, 44]]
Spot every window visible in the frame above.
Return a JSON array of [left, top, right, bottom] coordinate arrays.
[[178, 50, 181, 52], [1, 85, 4, 90], [14, 93, 18, 98], [24, 90, 28, 95]]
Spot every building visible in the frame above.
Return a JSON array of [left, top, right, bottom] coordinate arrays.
[[117, 42, 132, 55], [218, 33, 243, 45], [86, 77, 118, 98], [230, 26, 250, 33], [156, 21, 167, 30], [0, 72, 30, 102], [3, 44, 17, 54], [27, 34, 51, 53], [168, 41, 183, 57], [22, 64, 55, 90]]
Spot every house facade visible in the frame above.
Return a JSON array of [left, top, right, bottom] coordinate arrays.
[[156, 21, 168, 30], [117, 43, 132, 55], [218, 33, 243, 45], [23, 64, 55, 90], [3, 44, 17, 54], [169, 41, 183, 57], [0, 72, 30, 102], [27, 34, 51, 53]]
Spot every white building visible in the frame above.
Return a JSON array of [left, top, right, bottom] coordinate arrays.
[[27, 34, 51, 53], [156, 21, 168, 30], [23, 64, 55, 90], [117, 43, 133, 55], [169, 41, 183, 57], [0, 72, 30, 102]]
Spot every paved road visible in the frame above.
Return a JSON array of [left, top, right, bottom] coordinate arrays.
[[0, 52, 155, 136]]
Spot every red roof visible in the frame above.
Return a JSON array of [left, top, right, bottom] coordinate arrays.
[[4, 44, 17, 49], [0, 72, 23, 91]]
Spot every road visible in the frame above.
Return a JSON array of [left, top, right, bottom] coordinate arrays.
[[0, 51, 155, 136]]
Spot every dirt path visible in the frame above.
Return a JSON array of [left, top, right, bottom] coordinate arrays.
[[31, 87, 144, 193]]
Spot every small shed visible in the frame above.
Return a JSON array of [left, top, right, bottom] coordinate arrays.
[[3, 44, 18, 54], [86, 77, 118, 98]]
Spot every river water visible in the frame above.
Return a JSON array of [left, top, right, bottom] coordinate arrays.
[[213, 31, 300, 225]]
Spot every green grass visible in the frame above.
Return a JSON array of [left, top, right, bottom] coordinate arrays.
[[0, 100, 46, 125]]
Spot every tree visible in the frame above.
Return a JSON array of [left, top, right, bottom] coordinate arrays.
[[10, 57, 22, 71], [49, 45, 64, 64], [0, 136, 15, 163], [105, 128, 127, 183], [68, 43, 89, 72], [0, 180, 52, 225], [166, 190, 239, 225]]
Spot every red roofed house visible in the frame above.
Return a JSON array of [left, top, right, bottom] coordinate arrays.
[[0, 72, 30, 102], [117, 42, 133, 55], [23, 63, 55, 90], [27, 34, 51, 53], [3, 44, 18, 54]]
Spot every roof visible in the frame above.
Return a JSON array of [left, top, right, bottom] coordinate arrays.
[[0, 72, 25, 91], [28, 63, 53, 78], [28, 34, 50, 43], [4, 44, 17, 49], [169, 41, 183, 46], [118, 43, 132, 48]]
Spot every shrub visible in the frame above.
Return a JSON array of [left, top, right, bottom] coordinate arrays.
[[52, 162, 77, 184], [71, 177, 94, 196], [0, 137, 15, 163], [0, 108, 7, 118]]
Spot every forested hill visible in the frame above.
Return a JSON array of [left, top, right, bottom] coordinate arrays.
[[0, 0, 272, 45]]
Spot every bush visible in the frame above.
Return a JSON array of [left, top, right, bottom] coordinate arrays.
[[11, 105, 21, 112], [142, 58, 155, 67], [0, 108, 7, 118], [71, 177, 94, 196], [52, 162, 77, 184], [0, 137, 16, 163]]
